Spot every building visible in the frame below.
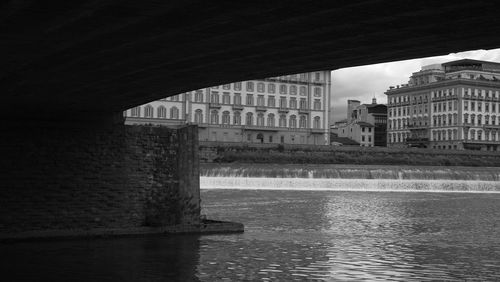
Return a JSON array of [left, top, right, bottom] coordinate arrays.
[[125, 71, 331, 145], [335, 98, 387, 147], [385, 59, 500, 151]]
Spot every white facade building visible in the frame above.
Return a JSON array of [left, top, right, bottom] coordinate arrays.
[[125, 71, 331, 145]]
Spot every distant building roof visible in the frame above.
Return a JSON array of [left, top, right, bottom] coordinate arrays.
[[355, 121, 374, 127]]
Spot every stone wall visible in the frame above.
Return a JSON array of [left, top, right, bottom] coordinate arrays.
[[0, 123, 200, 235]]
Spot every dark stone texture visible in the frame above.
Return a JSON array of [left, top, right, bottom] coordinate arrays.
[[0, 123, 200, 235], [1, 1, 500, 119]]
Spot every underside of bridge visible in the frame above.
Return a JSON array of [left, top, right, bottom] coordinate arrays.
[[2, 0, 500, 119], [1, 1, 500, 238]]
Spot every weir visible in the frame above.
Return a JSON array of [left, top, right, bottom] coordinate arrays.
[[201, 164, 500, 192]]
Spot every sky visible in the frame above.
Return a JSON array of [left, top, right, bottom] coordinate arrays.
[[330, 48, 500, 122]]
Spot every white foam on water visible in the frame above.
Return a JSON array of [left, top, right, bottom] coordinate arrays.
[[201, 176, 500, 193]]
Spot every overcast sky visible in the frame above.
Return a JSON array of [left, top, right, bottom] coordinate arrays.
[[330, 48, 500, 122]]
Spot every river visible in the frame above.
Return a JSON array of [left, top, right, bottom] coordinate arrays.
[[2, 165, 500, 281]]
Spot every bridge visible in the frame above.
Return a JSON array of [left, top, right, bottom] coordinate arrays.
[[1, 0, 500, 238]]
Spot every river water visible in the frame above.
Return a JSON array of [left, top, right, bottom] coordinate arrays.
[[2, 165, 500, 281]]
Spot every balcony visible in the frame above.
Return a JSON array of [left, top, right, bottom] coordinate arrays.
[[298, 108, 310, 114], [232, 104, 244, 110], [255, 105, 267, 112], [209, 103, 221, 109], [243, 125, 279, 131], [278, 107, 289, 113], [310, 128, 324, 134], [483, 124, 500, 130]]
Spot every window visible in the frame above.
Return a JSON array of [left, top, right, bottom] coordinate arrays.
[[300, 98, 307, 109], [268, 83, 275, 93], [313, 99, 321, 110], [234, 93, 242, 105], [314, 87, 321, 97], [464, 114, 469, 124], [464, 101, 468, 111], [471, 102, 475, 111], [315, 72, 320, 81], [279, 85, 287, 94], [280, 97, 287, 108], [234, 82, 242, 91], [157, 106, 167, 118], [223, 93, 230, 104], [362, 127, 365, 132], [222, 111, 230, 125], [289, 115, 297, 128], [478, 102, 482, 111], [279, 115, 287, 127], [257, 113, 264, 126], [362, 136, 365, 142], [257, 95, 265, 106], [170, 107, 179, 119], [269, 135, 273, 143], [131, 106, 141, 117], [257, 82, 265, 93], [268, 96, 275, 107], [194, 109, 203, 123], [233, 111, 241, 125], [246, 94, 254, 105], [368, 127, 372, 133], [486, 103, 490, 112], [290, 86, 297, 95], [368, 136, 372, 142], [246, 112, 253, 125], [299, 86, 307, 96], [195, 90, 203, 102], [171, 95, 179, 102], [223, 84, 231, 90], [211, 92, 219, 103], [299, 115, 307, 128], [313, 116, 320, 129], [144, 105, 154, 118], [210, 110, 219, 124], [267, 114, 275, 127], [246, 82, 254, 92]]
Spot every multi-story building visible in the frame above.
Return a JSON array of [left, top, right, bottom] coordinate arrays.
[[125, 71, 331, 145], [385, 59, 500, 151], [335, 98, 387, 147]]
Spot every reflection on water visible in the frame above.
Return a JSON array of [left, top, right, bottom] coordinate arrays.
[[200, 190, 500, 281], [2, 190, 500, 281]]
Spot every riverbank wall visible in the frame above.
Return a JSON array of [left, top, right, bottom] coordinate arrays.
[[199, 141, 500, 167]]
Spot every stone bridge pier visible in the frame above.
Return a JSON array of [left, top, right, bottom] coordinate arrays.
[[0, 116, 201, 239]]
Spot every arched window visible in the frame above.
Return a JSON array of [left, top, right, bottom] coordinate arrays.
[[290, 86, 297, 95], [222, 111, 230, 125], [267, 113, 275, 127], [144, 105, 154, 118], [170, 107, 179, 119], [470, 129, 476, 140], [314, 87, 321, 97], [299, 86, 307, 96], [268, 83, 275, 93], [157, 106, 167, 118], [246, 82, 254, 92], [131, 106, 141, 117], [279, 114, 287, 127], [246, 112, 253, 125], [313, 116, 321, 129], [210, 110, 219, 124], [289, 115, 297, 128], [477, 130, 482, 141], [233, 111, 241, 125], [299, 115, 307, 128], [257, 82, 265, 92], [257, 113, 265, 126], [194, 109, 203, 123], [279, 85, 287, 94]]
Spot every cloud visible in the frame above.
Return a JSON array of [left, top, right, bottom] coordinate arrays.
[[330, 48, 500, 122]]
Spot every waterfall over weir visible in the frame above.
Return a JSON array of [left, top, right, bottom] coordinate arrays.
[[201, 164, 500, 192]]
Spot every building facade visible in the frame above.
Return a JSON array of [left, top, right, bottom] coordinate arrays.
[[125, 71, 331, 145], [385, 59, 500, 151], [335, 98, 387, 147]]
